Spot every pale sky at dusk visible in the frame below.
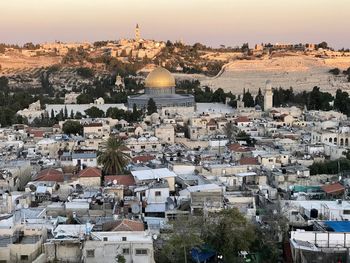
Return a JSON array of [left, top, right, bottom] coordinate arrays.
[[0, 0, 349, 49]]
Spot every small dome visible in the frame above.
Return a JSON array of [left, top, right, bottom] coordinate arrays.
[[145, 67, 175, 89]]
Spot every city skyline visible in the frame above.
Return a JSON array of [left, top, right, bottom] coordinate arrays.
[[1, 0, 350, 49]]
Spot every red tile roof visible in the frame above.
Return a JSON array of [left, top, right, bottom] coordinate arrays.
[[105, 175, 135, 187], [112, 219, 144, 231], [78, 167, 101, 178], [235, 116, 250, 123], [35, 168, 64, 182], [228, 143, 250, 153], [30, 130, 45, 138], [239, 157, 259, 165], [322, 183, 345, 194]]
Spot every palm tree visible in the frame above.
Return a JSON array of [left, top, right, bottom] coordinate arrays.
[[97, 136, 130, 175]]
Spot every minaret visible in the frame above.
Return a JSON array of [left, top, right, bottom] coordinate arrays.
[[135, 24, 141, 42], [264, 80, 273, 111]]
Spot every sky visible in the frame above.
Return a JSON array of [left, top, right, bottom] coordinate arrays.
[[0, 0, 349, 49]]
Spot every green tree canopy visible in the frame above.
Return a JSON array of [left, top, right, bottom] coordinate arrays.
[[85, 106, 105, 118], [62, 120, 83, 135], [76, 93, 93, 104], [242, 89, 255, 107], [255, 87, 264, 109], [77, 67, 94, 78], [147, 98, 157, 115], [97, 136, 131, 175], [160, 215, 204, 263], [203, 208, 255, 262]]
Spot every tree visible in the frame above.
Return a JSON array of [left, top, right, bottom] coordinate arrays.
[[334, 89, 350, 116], [147, 98, 157, 115], [212, 88, 226, 103], [307, 86, 333, 111], [116, 255, 126, 263], [255, 88, 264, 109], [85, 106, 105, 118], [329, 68, 340, 75], [203, 208, 255, 262], [64, 106, 68, 119], [0, 76, 9, 90], [75, 111, 83, 119], [50, 109, 55, 120], [317, 41, 328, 49], [223, 122, 235, 142], [77, 67, 94, 78], [160, 215, 204, 263], [242, 90, 254, 107], [62, 120, 83, 135], [77, 93, 93, 104], [97, 136, 131, 175]]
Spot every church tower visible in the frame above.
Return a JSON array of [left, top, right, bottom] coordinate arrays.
[[135, 24, 141, 42], [264, 80, 273, 111]]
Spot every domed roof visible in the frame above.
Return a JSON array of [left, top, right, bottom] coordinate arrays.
[[145, 67, 175, 89]]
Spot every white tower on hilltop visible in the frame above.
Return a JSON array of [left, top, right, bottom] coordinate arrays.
[[264, 80, 273, 111], [135, 24, 141, 42]]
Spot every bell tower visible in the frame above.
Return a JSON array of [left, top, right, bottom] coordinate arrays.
[[135, 24, 141, 42], [264, 80, 273, 111]]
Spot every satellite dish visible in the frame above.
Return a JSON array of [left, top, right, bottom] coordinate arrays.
[[131, 203, 140, 214], [87, 198, 92, 203], [112, 179, 118, 185], [29, 184, 37, 192], [152, 234, 158, 240]]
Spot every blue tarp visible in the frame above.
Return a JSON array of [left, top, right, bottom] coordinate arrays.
[[325, 221, 350, 232], [191, 246, 216, 262]]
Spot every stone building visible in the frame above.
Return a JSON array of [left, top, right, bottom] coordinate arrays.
[[264, 80, 273, 111], [128, 67, 195, 110]]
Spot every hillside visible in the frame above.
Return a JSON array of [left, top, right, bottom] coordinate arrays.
[[199, 53, 350, 95]]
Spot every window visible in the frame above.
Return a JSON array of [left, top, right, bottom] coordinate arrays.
[[103, 237, 108, 241], [135, 249, 148, 255], [122, 236, 127, 241], [20, 255, 29, 260], [141, 146, 145, 149], [123, 248, 130, 255], [344, 210, 350, 215], [152, 145, 157, 149], [86, 250, 95, 258], [155, 191, 161, 196]]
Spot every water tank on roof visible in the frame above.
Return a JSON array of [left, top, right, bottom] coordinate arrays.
[[310, 208, 318, 219]]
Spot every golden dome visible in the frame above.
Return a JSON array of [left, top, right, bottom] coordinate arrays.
[[144, 67, 175, 89]]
